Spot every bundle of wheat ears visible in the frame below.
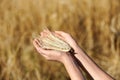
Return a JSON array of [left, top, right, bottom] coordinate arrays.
[[33, 28, 72, 52]]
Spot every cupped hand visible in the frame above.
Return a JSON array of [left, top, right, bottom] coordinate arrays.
[[54, 31, 80, 53], [33, 39, 69, 63], [33, 30, 80, 62]]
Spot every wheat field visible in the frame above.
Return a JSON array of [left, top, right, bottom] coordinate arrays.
[[0, 0, 120, 80]]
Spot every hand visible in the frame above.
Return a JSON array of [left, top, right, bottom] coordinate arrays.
[[54, 31, 80, 53], [33, 30, 80, 62], [33, 39, 69, 63]]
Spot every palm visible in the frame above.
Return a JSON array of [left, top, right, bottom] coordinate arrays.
[[33, 39, 67, 62]]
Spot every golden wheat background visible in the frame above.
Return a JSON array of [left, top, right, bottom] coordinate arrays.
[[0, 0, 120, 80]]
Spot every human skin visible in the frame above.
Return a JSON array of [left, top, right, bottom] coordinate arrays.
[[33, 39, 85, 80], [33, 30, 114, 80]]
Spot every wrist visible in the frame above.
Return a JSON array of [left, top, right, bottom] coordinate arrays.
[[60, 53, 71, 64], [73, 45, 83, 54]]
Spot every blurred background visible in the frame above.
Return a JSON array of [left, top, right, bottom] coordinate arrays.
[[0, 0, 120, 80]]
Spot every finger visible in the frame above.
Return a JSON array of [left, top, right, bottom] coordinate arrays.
[[40, 31, 47, 37], [33, 39, 44, 54], [38, 47, 60, 58], [35, 38, 42, 47], [33, 40, 49, 56], [53, 32, 65, 41], [54, 31, 69, 36], [33, 39, 40, 50], [43, 28, 51, 35], [40, 32, 44, 37], [33, 40, 43, 54], [40, 53, 49, 58], [38, 47, 52, 55], [54, 31, 71, 42]]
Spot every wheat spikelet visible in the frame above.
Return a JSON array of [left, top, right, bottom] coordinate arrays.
[[33, 28, 71, 52]]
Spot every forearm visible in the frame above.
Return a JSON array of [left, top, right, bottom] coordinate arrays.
[[62, 53, 85, 80], [74, 47, 114, 80]]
